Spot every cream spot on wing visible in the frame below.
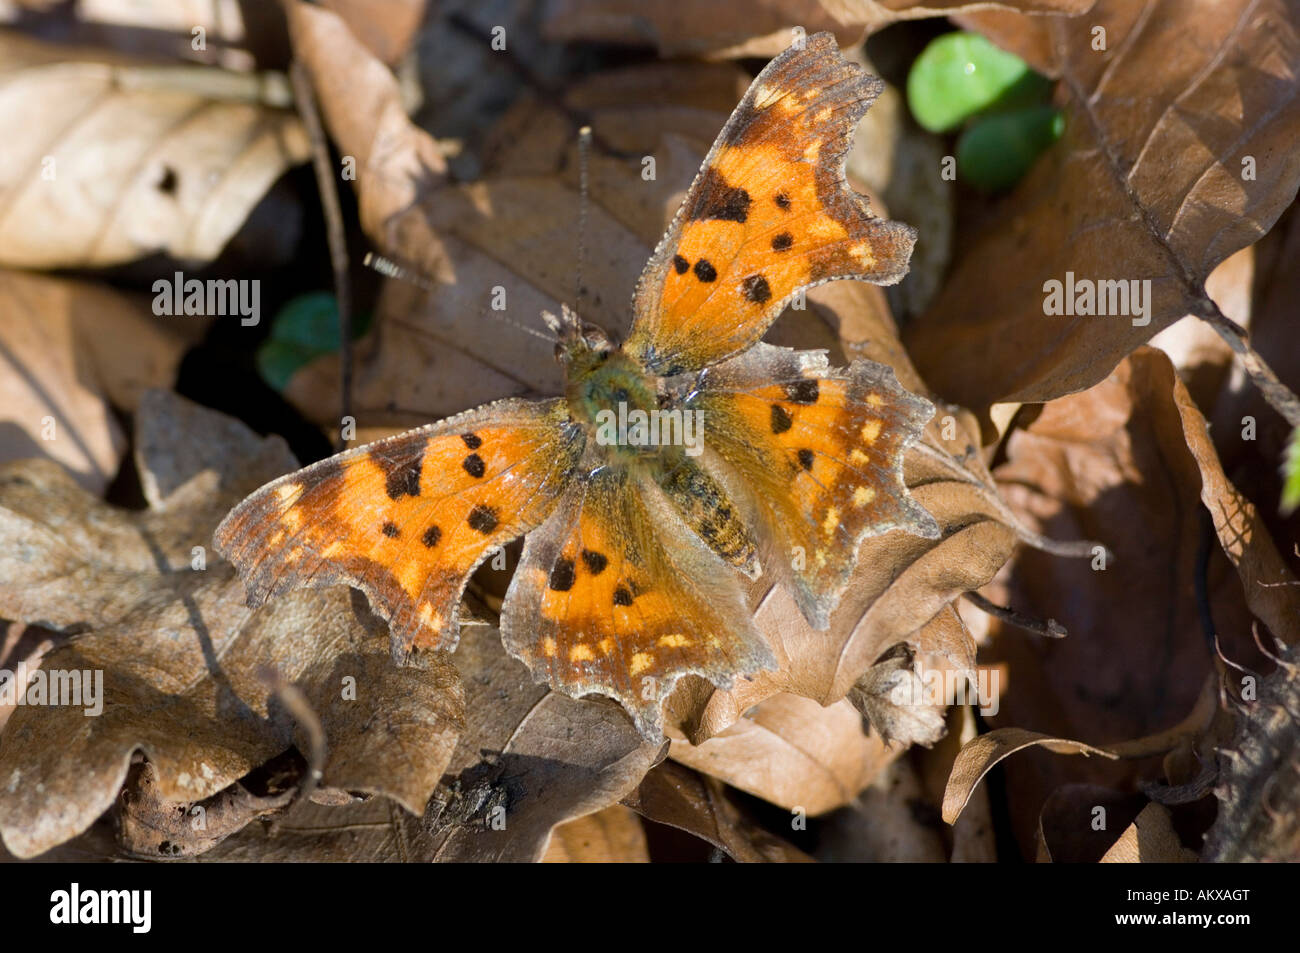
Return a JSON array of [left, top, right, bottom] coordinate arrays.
[[286, 545, 304, 563], [276, 484, 300, 504], [860, 419, 883, 443], [599, 637, 614, 655], [848, 241, 876, 268], [807, 217, 842, 240], [866, 392, 884, 407], [802, 141, 820, 162], [570, 644, 595, 662], [542, 637, 557, 658], [418, 603, 442, 629], [815, 547, 829, 568], [853, 486, 876, 508], [658, 634, 691, 648], [850, 449, 870, 465], [268, 529, 286, 547], [283, 509, 302, 530], [320, 540, 344, 558], [822, 506, 840, 537], [629, 652, 653, 675], [753, 81, 784, 110]]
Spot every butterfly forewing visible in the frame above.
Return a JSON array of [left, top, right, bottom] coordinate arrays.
[[214, 398, 584, 656], [626, 32, 916, 376]]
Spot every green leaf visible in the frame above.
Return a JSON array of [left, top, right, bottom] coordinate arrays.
[[256, 292, 369, 393], [906, 32, 1051, 134], [1282, 427, 1300, 516], [956, 106, 1064, 192]]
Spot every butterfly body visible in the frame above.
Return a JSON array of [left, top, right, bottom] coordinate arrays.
[[216, 33, 940, 737]]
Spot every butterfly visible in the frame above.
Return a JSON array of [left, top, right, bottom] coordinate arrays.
[[215, 32, 940, 739]]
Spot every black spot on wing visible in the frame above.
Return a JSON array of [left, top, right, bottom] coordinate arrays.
[[376, 448, 423, 499], [797, 448, 814, 471], [774, 192, 791, 210], [772, 232, 793, 251], [467, 504, 499, 534], [771, 404, 793, 434], [548, 557, 575, 592], [672, 254, 689, 274], [686, 168, 750, 223], [741, 274, 771, 304], [382, 522, 400, 538], [463, 453, 486, 478], [580, 549, 608, 575], [694, 259, 717, 282], [784, 379, 819, 404], [613, 586, 634, 607], [461, 432, 482, 449], [422, 526, 442, 548]]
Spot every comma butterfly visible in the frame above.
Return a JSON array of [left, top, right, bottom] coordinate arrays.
[[215, 33, 940, 738]]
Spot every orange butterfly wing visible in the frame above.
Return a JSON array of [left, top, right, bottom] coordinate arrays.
[[625, 32, 915, 376], [214, 398, 584, 656], [500, 456, 773, 736], [683, 344, 939, 628]]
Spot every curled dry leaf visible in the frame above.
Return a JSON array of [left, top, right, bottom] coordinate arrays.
[[906, 0, 1300, 418], [943, 728, 1117, 825], [116, 758, 296, 859], [1033, 783, 1146, 862], [0, 34, 310, 268], [1099, 801, 1198, 863], [622, 759, 814, 862], [0, 391, 464, 858], [668, 694, 894, 815]]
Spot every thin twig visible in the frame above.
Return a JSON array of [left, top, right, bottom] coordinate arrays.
[[288, 59, 353, 449], [1196, 297, 1300, 429], [963, 590, 1067, 639]]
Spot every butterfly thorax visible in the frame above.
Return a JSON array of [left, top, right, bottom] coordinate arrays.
[[565, 347, 665, 460]]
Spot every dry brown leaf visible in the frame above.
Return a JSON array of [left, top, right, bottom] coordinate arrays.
[[0, 391, 464, 858], [668, 694, 894, 814], [0, 270, 204, 495], [541, 0, 1090, 58], [424, 624, 663, 862], [943, 727, 1117, 824], [541, 805, 650, 862], [0, 35, 310, 268], [1033, 783, 1145, 861], [815, 756, 948, 861], [622, 759, 815, 862], [906, 0, 1300, 418], [980, 347, 1296, 853], [541, 0, 859, 59], [116, 758, 297, 859], [1100, 801, 1197, 863]]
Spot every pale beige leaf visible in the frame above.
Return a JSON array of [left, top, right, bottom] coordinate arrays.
[[943, 728, 1117, 824]]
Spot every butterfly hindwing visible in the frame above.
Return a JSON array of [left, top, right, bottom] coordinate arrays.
[[626, 32, 916, 376], [682, 344, 939, 628], [214, 398, 584, 656], [500, 455, 774, 735]]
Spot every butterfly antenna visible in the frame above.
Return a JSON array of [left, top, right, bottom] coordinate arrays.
[[363, 252, 557, 344], [574, 125, 592, 316]]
